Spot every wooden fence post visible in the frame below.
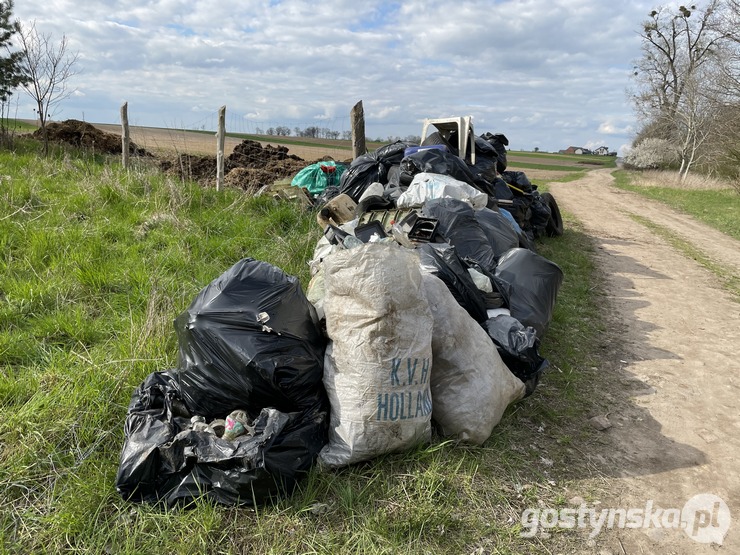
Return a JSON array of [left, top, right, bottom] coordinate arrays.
[[120, 102, 130, 169], [216, 106, 226, 191], [351, 100, 366, 159]]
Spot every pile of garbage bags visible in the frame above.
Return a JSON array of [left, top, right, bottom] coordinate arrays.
[[116, 131, 564, 508]]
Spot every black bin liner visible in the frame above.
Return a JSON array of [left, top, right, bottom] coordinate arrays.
[[374, 140, 418, 167], [474, 207, 520, 260], [484, 315, 549, 383], [400, 148, 477, 187], [115, 370, 327, 507], [492, 248, 564, 339], [339, 153, 387, 202], [421, 198, 498, 274], [418, 243, 488, 323], [175, 258, 328, 421], [528, 192, 552, 238]]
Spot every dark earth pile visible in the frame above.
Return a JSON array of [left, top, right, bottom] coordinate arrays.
[[30, 120, 320, 193], [160, 139, 310, 192], [34, 119, 149, 156]]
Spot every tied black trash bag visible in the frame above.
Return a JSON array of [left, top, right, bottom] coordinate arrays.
[[116, 370, 327, 507], [484, 315, 549, 384], [421, 198, 498, 275], [474, 207, 520, 260], [339, 153, 388, 202], [418, 243, 488, 323], [400, 148, 477, 188], [175, 258, 328, 421], [493, 248, 564, 339]]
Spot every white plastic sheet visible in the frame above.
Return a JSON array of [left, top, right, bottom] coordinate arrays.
[[396, 172, 488, 209]]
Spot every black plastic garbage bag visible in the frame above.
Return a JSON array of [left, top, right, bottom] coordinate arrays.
[[492, 248, 564, 339], [501, 170, 534, 193], [474, 207, 520, 260], [374, 140, 418, 167], [480, 132, 509, 173], [339, 153, 387, 202], [492, 177, 514, 201], [400, 148, 477, 187], [528, 192, 552, 238], [484, 315, 549, 384], [418, 243, 488, 323], [175, 258, 328, 421], [116, 370, 327, 507], [470, 153, 499, 184], [421, 198, 498, 274]]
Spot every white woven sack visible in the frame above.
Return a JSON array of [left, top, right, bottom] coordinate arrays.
[[319, 243, 433, 467], [421, 272, 525, 444]]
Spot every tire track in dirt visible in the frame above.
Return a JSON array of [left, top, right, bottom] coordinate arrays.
[[548, 169, 740, 554]]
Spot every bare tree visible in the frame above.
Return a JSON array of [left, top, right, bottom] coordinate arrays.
[[0, 0, 28, 144], [16, 21, 79, 154], [630, 1, 738, 179]]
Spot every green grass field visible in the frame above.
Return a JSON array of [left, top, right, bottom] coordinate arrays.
[[0, 136, 615, 554]]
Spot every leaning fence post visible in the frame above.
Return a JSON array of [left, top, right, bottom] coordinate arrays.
[[120, 102, 130, 169], [351, 100, 366, 159], [216, 106, 226, 191]]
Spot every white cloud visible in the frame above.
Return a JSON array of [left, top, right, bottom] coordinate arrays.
[[9, 0, 651, 153]]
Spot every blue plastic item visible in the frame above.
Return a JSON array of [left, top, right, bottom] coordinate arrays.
[[403, 144, 448, 158]]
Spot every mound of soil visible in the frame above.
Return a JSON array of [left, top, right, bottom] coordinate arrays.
[[160, 138, 309, 191], [159, 154, 218, 182], [225, 139, 303, 171], [34, 119, 149, 155]]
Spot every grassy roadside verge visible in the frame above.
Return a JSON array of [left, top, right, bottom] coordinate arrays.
[[1, 140, 611, 554], [613, 170, 740, 241]]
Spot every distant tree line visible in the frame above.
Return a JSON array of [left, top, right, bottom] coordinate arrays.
[[253, 125, 422, 145], [628, 0, 740, 182]]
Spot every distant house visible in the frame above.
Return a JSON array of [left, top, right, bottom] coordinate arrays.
[[559, 146, 593, 155]]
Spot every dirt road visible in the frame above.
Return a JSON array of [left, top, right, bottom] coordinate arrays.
[[549, 169, 740, 553]]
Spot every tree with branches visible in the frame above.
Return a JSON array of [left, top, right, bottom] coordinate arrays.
[[631, 1, 740, 180], [16, 20, 79, 154], [0, 0, 28, 142]]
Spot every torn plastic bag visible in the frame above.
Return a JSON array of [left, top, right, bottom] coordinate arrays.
[[461, 258, 506, 310], [291, 161, 346, 195], [397, 173, 488, 209], [175, 258, 328, 421], [484, 314, 549, 385], [418, 242, 488, 323], [313, 185, 341, 207], [339, 153, 388, 202], [116, 370, 327, 507], [474, 207, 520, 259], [319, 243, 433, 467], [492, 248, 564, 339], [422, 274, 525, 444], [421, 198, 498, 274]]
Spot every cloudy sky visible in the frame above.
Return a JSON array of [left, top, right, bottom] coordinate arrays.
[[11, 0, 658, 155]]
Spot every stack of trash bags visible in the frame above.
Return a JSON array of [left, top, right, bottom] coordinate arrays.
[[116, 134, 564, 508]]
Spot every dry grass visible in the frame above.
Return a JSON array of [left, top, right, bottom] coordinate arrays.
[[633, 169, 737, 190]]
